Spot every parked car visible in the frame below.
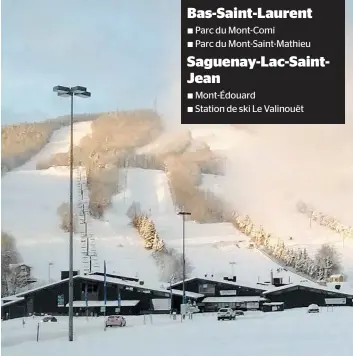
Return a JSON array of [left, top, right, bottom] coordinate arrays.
[[105, 315, 126, 327], [307, 304, 320, 313], [41, 316, 58, 323], [217, 308, 236, 321], [235, 310, 244, 316]]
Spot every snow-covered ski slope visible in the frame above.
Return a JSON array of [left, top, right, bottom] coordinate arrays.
[[112, 167, 302, 285], [189, 124, 353, 284], [2, 122, 352, 286], [1, 122, 160, 284]]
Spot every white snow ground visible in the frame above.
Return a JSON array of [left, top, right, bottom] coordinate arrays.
[[2, 308, 353, 356]]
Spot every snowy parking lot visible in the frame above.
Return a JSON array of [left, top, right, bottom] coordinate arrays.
[[2, 308, 353, 356]]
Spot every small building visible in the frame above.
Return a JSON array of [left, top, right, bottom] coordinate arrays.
[[9, 263, 32, 276], [8, 263, 36, 286], [263, 282, 353, 309], [170, 276, 269, 312], [327, 274, 345, 283], [262, 302, 284, 312], [1, 273, 203, 320]]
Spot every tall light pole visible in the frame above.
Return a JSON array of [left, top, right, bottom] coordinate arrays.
[[177, 211, 191, 307], [169, 274, 175, 317], [48, 262, 54, 283], [53, 85, 91, 342]]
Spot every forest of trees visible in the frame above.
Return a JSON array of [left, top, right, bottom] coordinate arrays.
[[231, 212, 342, 281], [36, 110, 163, 218], [129, 206, 193, 281], [297, 200, 353, 240], [162, 146, 226, 224], [1, 113, 98, 174]]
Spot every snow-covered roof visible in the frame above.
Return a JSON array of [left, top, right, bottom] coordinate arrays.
[[9, 263, 30, 268], [203, 296, 266, 303], [81, 274, 204, 299], [1, 297, 25, 308], [263, 302, 284, 306], [263, 282, 353, 297], [61, 300, 140, 308], [5, 274, 204, 301], [171, 276, 269, 292], [1, 295, 25, 303], [9, 278, 71, 298]]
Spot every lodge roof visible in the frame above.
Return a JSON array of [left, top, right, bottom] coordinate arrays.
[[171, 276, 269, 292], [263, 282, 353, 298], [1, 274, 203, 305]]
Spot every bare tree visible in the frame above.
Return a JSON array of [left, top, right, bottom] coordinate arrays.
[[1, 232, 22, 296], [153, 248, 194, 282], [57, 202, 78, 232], [315, 244, 342, 275], [126, 201, 142, 219]]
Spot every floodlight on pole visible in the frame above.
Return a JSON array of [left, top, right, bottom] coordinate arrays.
[[177, 210, 191, 311], [53, 85, 91, 342]]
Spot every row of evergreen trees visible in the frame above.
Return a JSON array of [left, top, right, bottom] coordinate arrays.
[[130, 213, 194, 281], [265, 241, 335, 280], [131, 214, 165, 252], [296, 200, 353, 239], [230, 212, 338, 281]]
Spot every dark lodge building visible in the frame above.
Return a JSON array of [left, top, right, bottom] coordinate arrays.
[[1, 272, 203, 320], [263, 283, 353, 309], [170, 276, 269, 311], [3, 272, 353, 320]]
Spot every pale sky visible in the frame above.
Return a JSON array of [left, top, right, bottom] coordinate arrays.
[[1, 1, 352, 124], [1, 0, 180, 123]]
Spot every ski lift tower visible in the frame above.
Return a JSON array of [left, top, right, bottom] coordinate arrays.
[[76, 166, 100, 274]]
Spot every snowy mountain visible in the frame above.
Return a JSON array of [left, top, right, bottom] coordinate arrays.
[[2, 120, 353, 289]]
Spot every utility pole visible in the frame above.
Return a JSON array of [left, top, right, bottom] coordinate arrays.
[[177, 210, 191, 313], [169, 277, 173, 316], [229, 261, 236, 276], [48, 262, 54, 284]]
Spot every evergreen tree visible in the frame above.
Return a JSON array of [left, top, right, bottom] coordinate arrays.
[[244, 222, 254, 236], [289, 250, 296, 267], [277, 242, 285, 259], [264, 234, 271, 249], [309, 263, 318, 278]]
